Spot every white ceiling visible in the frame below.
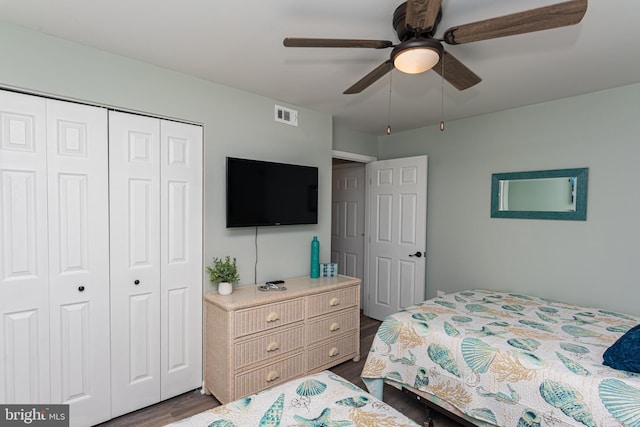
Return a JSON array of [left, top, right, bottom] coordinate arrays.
[[1, 0, 638, 135]]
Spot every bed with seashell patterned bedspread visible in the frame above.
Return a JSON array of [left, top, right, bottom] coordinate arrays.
[[167, 370, 420, 427], [361, 289, 640, 427]]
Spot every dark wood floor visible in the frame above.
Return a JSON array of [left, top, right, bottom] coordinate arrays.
[[98, 315, 464, 427]]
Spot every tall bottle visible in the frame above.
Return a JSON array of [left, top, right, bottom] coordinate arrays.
[[310, 236, 320, 278]]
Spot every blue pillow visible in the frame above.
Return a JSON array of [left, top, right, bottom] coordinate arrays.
[[603, 324, 640, 373]]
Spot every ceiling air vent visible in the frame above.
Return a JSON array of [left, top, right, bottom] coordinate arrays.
[[274, 105, 298, 126]]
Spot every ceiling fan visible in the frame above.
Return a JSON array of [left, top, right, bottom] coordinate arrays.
[[283, 0, 587, 94]]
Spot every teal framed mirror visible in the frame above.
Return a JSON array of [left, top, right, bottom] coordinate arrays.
[[491, 168, 588, 220]]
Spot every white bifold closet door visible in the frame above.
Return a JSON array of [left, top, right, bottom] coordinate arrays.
[[158, 119, 203, 400], [46, 100, 111, 426], [0, 91, 111, 427], [0, 91, 51, 405], [109, 112, 161, 416], [109, 111, 203, 417]]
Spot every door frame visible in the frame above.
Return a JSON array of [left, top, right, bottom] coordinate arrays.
[[331, 150, 376, 314]]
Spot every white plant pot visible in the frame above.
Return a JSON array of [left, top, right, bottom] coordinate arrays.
[[218, 282, 233, 296]]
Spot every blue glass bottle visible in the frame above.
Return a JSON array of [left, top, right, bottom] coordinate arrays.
[[310, 236, 320, 278]]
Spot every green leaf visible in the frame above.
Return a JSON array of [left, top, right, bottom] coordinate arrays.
[[206, 256, 240, 284]]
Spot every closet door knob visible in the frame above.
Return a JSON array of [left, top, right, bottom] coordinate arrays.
[[134, 280, 140, 285], [78, 286, 85, 292]]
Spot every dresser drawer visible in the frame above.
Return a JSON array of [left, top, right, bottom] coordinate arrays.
[[235, 298, 305, 338], [306, 308, 358, 344], [235, 324, 304, 369], [307, 286, 358, 318], [235, 352, 306, 399], [307, 332, 358, 371]]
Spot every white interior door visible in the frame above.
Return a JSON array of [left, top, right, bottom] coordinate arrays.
[[47, 100, 111, 426], [109, 111, 162, 417], [0, 91, 50, 404], [366, 155, 428, 321], [331, 163, 365, 303], [159, 120, 203, 400]]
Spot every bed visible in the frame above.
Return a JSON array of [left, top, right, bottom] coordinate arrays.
[[166, 370, 420, 427], [361, 289, 640, 427]]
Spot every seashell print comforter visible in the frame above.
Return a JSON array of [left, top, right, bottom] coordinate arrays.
[[361, 289, 640, 427], [167, 370, 419, 427]]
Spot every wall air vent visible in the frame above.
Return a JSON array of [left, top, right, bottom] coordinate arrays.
[[274, 105, 298, 126]]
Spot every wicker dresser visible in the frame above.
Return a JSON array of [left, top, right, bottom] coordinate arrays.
[[204, 275, 361, 403]]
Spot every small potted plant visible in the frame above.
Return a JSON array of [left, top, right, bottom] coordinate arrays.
[[207, 256, 240, 295]]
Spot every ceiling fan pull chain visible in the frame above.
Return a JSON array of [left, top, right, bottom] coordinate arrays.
[[440, 57, 445, 132], [386, 70, 393, 135]]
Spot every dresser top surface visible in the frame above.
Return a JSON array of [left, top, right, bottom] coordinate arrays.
[[204, 275, 360, 311]]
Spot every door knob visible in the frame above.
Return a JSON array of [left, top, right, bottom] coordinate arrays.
[[134, 280, 140, 285], [78, 285, 85, 292], [409, 251, 422, 258]]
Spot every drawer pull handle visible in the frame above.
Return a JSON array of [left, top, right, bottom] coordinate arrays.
[[266, 312, 280, 322], [329, 322, 340, 332], [329, 297, 340, 307], [266, 341, 279, 352], [329, 347, 340, 357], [266, 370, 280, 382]]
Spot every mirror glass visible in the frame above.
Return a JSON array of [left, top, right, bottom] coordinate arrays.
[[491, 168, 588, 220]]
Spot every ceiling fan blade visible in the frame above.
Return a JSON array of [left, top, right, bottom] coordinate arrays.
[[431, 51, 481, 91], [283, 38, 393, 49], [405, 0, 442, 32], [343, 60, 395, 94], [442, 0, 587, 45]]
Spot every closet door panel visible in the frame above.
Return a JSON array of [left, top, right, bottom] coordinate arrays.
[[46, 100, 110, 426], [0, 91, 50, 404], [160, 121, 203, 399], [109, 111, 161, 417]]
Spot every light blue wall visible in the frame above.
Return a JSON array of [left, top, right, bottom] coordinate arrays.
[[377, 83, 640, 316], [0, 21, 333, 290], [333, 124, 378, 157]]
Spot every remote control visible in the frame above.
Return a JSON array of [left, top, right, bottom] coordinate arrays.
[[265, 280, 285, 285]]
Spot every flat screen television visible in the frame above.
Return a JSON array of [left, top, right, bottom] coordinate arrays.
[[226, 157, 318, 227]]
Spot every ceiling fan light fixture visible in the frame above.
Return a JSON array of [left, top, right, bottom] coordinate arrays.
[[392, 39, 444, 74]]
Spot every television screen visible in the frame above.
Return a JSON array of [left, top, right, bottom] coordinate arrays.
[[226, 157, 318, 227]]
